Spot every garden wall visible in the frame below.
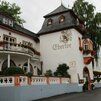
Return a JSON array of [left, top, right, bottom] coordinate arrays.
[[0, 83, 82, 101]]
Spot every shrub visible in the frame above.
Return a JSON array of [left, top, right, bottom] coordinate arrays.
[[45, 70, 53, 77], [83, 81, 88, 91], [91, 84, 95, 90], [97, 77, 100, 82], [4, 67, 24, 75], [54, 63, 70, 77], [26, 72, 33, 78]]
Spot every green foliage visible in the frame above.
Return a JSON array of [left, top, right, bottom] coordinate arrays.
[[26, 72, 33, 78], [4, 67, 24, 75], [45, 70, 53, 77], [73, 0, 101, 60], [0, 71, 3, 75], [93, 71, 101, 76], [73, 0, 95, 26], [96, 77, 100, 82], [54, 63, 70, 77], [0, 0, 25, 25], [83, 81, 88, 91]]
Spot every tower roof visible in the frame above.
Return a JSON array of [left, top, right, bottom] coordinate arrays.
[[38, 5, 84, 35], [44, 5, 69, 18]]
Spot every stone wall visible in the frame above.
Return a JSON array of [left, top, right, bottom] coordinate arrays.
[[0, 83, 82, 101]]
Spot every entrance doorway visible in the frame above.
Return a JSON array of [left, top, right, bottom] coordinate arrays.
[[83, 67, 91, 91]]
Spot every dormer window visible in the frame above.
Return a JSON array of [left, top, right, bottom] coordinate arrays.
[[9, 20, 13, 26], [47, 18, 52, 26], [2, 17, 13, 27], [83, 39, 89, 50], [59, 15, 65, 23], [76, 18, 79, 25], [3, 17, 8, 24]]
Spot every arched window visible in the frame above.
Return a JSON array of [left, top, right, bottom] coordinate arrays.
[[47, 18, 52, 26], [22, 62, 33, 73], [83, 39, 89, 50], [23, 63, 28, 73], [2, 60, 16, 71], [59, 15, 65, 23]]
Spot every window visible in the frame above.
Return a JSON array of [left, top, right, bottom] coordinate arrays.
[[83, 39, 89, 50], [59, 15, 65, 23], [23, 62, 33, 74], [3, 35, 16, 43], [76, 18, 79, 25], [22, 41, 32, 47], [3, 17, 13, 27], [9, 20, 13, 27], [3, 17, 9, 24], [47, 18, 52, 25], [3, 34, 16, 50]]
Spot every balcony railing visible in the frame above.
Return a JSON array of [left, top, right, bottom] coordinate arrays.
[[0, 41, 40, 56]]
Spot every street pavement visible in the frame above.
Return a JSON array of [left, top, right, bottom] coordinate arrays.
[[35, 88, 101, 101]]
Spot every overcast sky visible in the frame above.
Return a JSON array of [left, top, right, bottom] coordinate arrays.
[[5, 0, 101, 33]]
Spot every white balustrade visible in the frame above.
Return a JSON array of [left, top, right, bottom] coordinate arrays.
[[31, 77, 47, 85], [0, 76, 70, 87], [1, 44, 34, 56], [62, 78, 69, 84], [49, 77, 60, 84], [0, 76, 14, 87], [19, 76, 27, 86]]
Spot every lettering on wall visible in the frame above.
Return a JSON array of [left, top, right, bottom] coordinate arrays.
[[52, 30, 72, 50], [52, 43, 71, 50]]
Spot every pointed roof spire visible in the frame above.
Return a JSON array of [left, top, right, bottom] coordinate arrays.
[[61, 0, 63, 6]]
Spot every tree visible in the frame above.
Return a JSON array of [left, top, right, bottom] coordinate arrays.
[[0, 0, 25, 25], [54, 63, 70, 77], [72, 0, 101, 60]]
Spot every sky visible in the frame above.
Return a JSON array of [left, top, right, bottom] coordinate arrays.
[[5, 0, 101, 33]]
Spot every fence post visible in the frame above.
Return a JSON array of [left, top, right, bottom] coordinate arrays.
[[27, 77, 31, 85], [60, 77, 62, 84], [14, 76, 20, 86], [47, 77, 50, 85]]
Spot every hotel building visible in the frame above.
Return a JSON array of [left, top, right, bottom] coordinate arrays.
[[0, 4, 101, 89]]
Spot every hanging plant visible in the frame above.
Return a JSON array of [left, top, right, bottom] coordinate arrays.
[[14, 43, 17, 46], [79, 47, 83, 51], [10, 43, 12, 45], [21, 44, 24, 47], [18, 44, 20, 47], [0, 41, 3, 46], [83, 50, 91, 55], [91, 50, 96, 56]]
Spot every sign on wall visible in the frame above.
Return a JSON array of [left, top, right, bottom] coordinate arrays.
[[52, 30, 72, 50], [69, 61, 76, 68]]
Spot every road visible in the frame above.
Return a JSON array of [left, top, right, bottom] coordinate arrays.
[[35, 88, 101, 101]]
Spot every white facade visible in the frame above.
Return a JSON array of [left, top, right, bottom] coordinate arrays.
[[0, 5, 101, 86], [0, 22, 41, 75], [39, 29, 94, 83]]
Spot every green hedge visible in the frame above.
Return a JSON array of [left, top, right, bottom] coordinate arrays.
[[26, 72, 33, 78], [4, 67, 24, 75]]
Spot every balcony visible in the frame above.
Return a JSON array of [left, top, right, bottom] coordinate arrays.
[[0, 41, 40, 57], [82, 49, 96, 65]]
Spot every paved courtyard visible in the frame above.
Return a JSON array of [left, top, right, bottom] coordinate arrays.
[[35, 88, 101, 101]]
